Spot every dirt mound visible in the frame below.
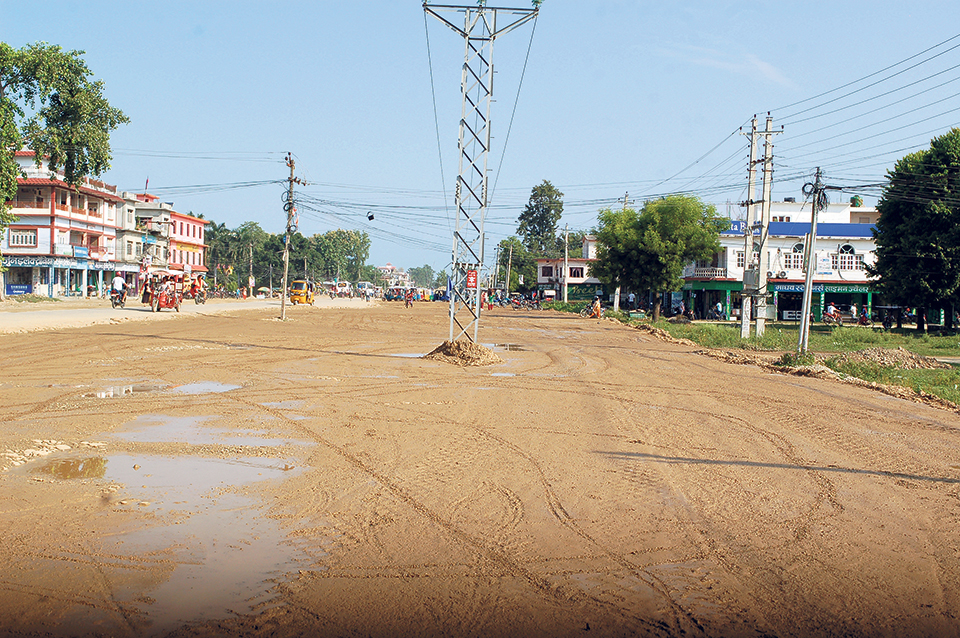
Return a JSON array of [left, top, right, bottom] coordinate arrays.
[[632, 323, 697, 346], [831, 346, 950, 370], [423, 340, 502, 367]]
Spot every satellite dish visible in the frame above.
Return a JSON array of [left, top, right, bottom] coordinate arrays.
[[367, 212, 374, 221]]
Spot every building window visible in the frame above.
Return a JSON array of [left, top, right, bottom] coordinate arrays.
[[831, 244, 865, 270], [126, 241, 133, 256], [569, 266, 583, 278], [773, 216, 791, 222], [541, 265, 553, 278], [783, 243, 805, 270], [9, 229, 37, 247], [736, 251, 745, 268]]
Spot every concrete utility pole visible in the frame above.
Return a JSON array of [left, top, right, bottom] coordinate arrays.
[[562, 224, 569, 304], [280, 153, 297, 321], [425, 2, 539, 342], [740, 116, 759, 339], [754, 113, 781, 338], [505, 244, 513, 297], [797, 168, 824, 354]]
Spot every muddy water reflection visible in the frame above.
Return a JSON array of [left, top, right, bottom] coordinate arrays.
[[104, 454, 315, 632], [113, 414, 301, 447], [37, 456, 106, 479]]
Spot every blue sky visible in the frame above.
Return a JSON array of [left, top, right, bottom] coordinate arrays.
[[4, 1, 960, 272]]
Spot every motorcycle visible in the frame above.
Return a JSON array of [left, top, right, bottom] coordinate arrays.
[[822, 311, 843, 326], [110, 288, 126, 309], [194, 288, 206, 304], [857, 314, 873, 327]]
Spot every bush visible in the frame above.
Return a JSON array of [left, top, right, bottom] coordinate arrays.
[[776, 351, 816, 367]]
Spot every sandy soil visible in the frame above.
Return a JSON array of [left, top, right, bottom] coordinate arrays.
[[2, 299, 960, 637]]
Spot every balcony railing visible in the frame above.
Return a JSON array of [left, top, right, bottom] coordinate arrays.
[[690, 267, 727, 279]]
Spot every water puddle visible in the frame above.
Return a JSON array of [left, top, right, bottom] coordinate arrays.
[[36, 456, 107, 479], [171, 381, 240, 395], [486, 343, 528, 352], [391, 353, 425, 359], [112, 415, 301, 447], [84, 383, 168, 398], [27, 451, 317, 635], [491, 372, 516, 377]]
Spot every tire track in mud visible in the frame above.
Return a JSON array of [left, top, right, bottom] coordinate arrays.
[[231, 395, 685, 636]]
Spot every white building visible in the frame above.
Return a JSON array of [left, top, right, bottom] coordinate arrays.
[[682, 199, 879, 320]]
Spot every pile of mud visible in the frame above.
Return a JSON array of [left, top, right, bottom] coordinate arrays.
[[831, 346, 950, 370], [632, 323, 697, 346], [423, 340, 502, 367]]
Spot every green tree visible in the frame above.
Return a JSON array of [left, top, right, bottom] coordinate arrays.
[[407, 264, 435, 288], [497, 236, 537, 293], [591, 195, 728, 321], [0, 42, 127, 273], [517, 180, 564, 256], [869, 128, 960, 330]]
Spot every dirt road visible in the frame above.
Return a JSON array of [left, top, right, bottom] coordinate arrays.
[[1, 300, 959, 637]]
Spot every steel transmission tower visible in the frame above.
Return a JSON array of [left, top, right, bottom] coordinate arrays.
[[424, 2, 539, 342]]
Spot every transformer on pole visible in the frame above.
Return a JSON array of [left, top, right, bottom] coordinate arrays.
[[424, 1, 539, 342]]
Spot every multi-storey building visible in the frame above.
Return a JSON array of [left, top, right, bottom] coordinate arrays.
[[535, 235, 605, 301], [1, 152, 209, 297], [682, 198, 879, 320], [1, 151, 127, 297]]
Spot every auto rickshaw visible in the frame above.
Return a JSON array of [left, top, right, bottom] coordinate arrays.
[[289, 280, 314, 305], [144, 272, 183, 312]]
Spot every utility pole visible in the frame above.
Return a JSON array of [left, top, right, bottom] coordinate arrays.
[[505, 244, 513, 297], [248, 242, 253, 292], [798, 169, 824, 354], [740, 116, 759, 339], [280, 153, 297, 320], [562, 224, 569, 303], [425, 1, 539, 342], [755, 113, 781, 337], [493, 244, 501, 289]]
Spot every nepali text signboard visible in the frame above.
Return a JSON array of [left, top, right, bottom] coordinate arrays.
[[466, 270, 478, 289], [774, 283, 871, 293]]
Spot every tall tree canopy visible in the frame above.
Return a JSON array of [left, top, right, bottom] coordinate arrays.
[[516, 180, 564, 256], [591, 195, 728, 320], [0, 42, 128, 242], [407, 264, 435, 288], [869, 128, 960, 326]]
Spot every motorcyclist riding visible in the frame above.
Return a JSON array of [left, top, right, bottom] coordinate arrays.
[[589, 296, 603, 319], [111, 274, 127, 304], [824, 302, 841, 323]]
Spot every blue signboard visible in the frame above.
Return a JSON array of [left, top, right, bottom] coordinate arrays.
[[5, 284, 30, 296]]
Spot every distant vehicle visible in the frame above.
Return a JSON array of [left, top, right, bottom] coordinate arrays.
[[335, 281, 353, 296], [289, 280, 314, 305]]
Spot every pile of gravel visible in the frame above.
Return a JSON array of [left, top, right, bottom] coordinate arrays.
[[831, 346, 950, 370], [423, 340, 503, 367]]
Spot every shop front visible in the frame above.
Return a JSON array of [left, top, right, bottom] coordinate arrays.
[[2, 255, 133, 297], [772, 283, 873, 321]]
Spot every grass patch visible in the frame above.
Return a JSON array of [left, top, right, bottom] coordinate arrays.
[[553, 304, 960, 406], [825, 359, 960, 405]]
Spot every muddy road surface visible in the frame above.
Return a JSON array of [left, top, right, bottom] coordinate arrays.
[[1, 301, 959, 637]]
